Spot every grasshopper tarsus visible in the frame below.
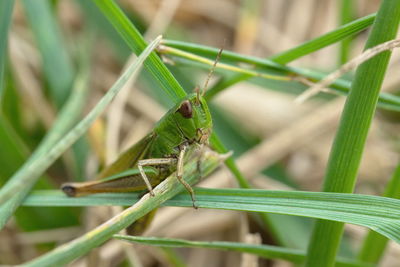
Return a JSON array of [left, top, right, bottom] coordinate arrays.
[[149, 189, 155, 197], [191, 194, 198, 209]]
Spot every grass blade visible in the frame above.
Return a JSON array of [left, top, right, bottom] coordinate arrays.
[[270, 13, 375, 64], [0, 36, 162, 207], [305, 1, 400, 266], [358, 164, 400, 263], [338, 0, 355, 64], [23, 188, 400, 245], [163, 39, 400, 112], [93, 0, 186, 101]]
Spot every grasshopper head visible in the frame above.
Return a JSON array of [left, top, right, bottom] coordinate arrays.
[[171, 46, 223, 145], [173, 93, 212, 144]]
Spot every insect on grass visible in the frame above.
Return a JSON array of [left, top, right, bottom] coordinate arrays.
[[61, 46, 224, 210]]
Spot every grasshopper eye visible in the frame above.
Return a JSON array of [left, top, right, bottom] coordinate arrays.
[[178, 100, 193, 118]]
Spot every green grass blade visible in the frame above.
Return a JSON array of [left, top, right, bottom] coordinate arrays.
[[113, 235, 368, 267], [21, 151, 225, 267], [23, 188, 400, 245], [22, 0, 74, 107], [338, 0, 355, 64], [162, 15, 372, 95], [0, 0, 14, 100], [305, 1, 400, 266], [0, 44, 92, 228], [93, 0, 186, 101], [0, 36, 161, 207], [163, 39, 400, 112], [358, 164, 400, 263], [159, 45, 290, 81], [270, 13, 375, 64], [163, 39, 286, 72]]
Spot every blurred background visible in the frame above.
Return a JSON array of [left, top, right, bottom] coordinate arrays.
[[1, 0, 400, 266]]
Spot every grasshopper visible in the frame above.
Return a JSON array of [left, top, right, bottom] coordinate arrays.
[[61, 48, 223, 209]]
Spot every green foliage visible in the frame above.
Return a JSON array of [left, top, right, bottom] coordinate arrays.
[[305, 1, 400, 266], [1, 0, 400, 266]]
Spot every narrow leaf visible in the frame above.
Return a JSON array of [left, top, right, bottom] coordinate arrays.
[[270, 13, 375, 64], [23, 188, 400, 245], [0, 36, 162, 207]]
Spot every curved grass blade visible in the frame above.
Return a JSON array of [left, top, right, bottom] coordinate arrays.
[[162, 40, 400, 112], [93, 0, 186, 101], [158, 44, 291, 81], [166, 13, 376, 68], [113, 235, 369, 267], [0, 36, 162, 207], [270, 13, 376, 64]]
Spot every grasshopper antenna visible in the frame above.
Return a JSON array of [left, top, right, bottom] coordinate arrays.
[[201, 41, 225, 96], [195, 85, 200, 104]]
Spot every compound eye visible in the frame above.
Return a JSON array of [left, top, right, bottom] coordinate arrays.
[[178, 100, 193, 118]]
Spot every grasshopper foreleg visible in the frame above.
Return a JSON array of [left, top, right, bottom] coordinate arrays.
[[177, 145, 198, 209], [138, 158, 177, 196]]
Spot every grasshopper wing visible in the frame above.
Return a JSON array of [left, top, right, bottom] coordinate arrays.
[[98, 133, 156, 179], [62, 133, 157, 197], [61, 167, 161, 196]]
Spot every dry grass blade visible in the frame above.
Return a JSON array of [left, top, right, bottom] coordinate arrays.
[[296, 38, 400, 103]]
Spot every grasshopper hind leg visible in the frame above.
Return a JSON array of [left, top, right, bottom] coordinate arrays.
[[177, 145, 198, 209]]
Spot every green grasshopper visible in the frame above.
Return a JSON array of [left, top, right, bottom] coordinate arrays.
[[61, 48, 223, 209]]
